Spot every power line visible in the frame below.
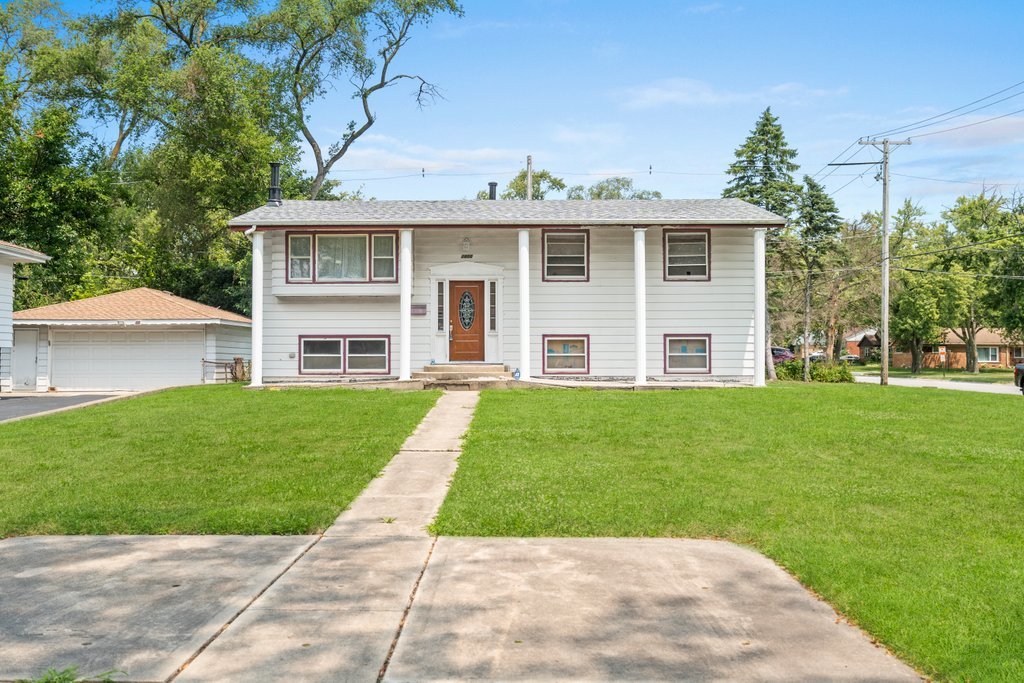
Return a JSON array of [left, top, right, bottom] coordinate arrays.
[[897, 266, 1024, 281], [908, 105, 1024, 140], [891, 172, 1020, 187], [873, 88, 1024, 138], [867, 78, 1024, 137], [889, 229, 1024, 262]]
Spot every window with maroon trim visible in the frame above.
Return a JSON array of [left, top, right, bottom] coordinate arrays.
[[664, 231, 709, 281], [543, 336, 589, 374], [288, 233, 397, 283], [543, 231, 588, 281], [300, 336, 389, 374], [665, 335, 710, 374]]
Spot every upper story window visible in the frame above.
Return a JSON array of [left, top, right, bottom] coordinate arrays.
[[664, 230, 709, 281], [288, 233, 397, 283], [543, 230, 588, 281]]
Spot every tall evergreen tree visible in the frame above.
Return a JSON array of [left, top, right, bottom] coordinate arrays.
[[722, 107, 801, 218], [792, 176, 842, 381]]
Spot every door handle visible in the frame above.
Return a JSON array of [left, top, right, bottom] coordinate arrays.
[[448, 322, 453, 341]]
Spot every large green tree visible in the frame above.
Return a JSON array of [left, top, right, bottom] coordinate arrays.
[[790, 176, 842, 380], [566, 176, 661, 200], [255, 0, 462, 199]]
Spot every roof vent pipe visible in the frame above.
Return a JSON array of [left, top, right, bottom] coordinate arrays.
[[268, 162, 283, 206], [488, 181, 497, 200]]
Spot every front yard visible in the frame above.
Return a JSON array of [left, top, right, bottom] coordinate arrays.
[[0, 385, 438, 536], [433, 385, 1024, 682]]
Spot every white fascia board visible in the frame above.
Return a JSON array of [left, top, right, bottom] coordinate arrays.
[[14, 319, 251, 328], [0, 246, 50, 264], [231, 220, 786, 228]]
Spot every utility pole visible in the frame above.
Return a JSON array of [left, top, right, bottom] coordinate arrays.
[[526, 155, 533, 200], [858, 138, 910, 386]]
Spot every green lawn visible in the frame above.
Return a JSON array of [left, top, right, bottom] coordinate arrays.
[[856, 363, 1016, 384], [434, 385, 1024, 682], [0, 385, 438, 536]]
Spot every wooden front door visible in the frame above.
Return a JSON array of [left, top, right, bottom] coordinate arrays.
[[449, 280, 485, 361]]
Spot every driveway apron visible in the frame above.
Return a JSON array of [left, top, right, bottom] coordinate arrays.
[[176, 390, 479, 682]]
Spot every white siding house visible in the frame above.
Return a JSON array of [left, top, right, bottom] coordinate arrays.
[[229, 197, 783, 386], [0, 241, 50, 393], [4, 288, 251, 392]]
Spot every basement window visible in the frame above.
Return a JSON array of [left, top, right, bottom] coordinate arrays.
[[346, 337, 389, 373], [665, 335, 710, 374], [301, 338, 342, 372], [543, 336, 589, 374]]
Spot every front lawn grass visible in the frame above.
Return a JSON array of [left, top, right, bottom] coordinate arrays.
[[0, 385, 438, 536], [434, 385, 1024, 682]]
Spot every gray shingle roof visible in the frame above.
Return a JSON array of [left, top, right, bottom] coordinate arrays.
[[228, 199, 785, 227]]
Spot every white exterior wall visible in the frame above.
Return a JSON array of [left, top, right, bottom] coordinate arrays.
[[0, 259, 13, 391], [260, 226, 757, 382], [204, 324, 251, 381], [648, 227, 754, 380]]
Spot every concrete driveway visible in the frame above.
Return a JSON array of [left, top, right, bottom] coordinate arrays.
[[0, 394, 122, 423], [854, 374, 1021, 395]]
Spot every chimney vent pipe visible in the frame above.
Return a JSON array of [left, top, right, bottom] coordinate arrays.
[[488, 181, 497, 200], [268, 162, 283, 206]]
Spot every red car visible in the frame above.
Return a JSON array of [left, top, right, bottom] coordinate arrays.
[[772, 347, 795, 364]]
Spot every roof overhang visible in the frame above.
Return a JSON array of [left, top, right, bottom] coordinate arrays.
[[0, 243, 50, 264], [14, 319, 251, 328], [229, 221, 782, 231]]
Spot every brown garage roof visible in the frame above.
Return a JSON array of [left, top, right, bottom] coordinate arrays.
[[14, 287, 250, 324]]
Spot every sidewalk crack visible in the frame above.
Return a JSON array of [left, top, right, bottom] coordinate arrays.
[[377, 536, 438, 682]]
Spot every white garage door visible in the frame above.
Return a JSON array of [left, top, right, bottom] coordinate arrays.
[[51, 329, 205, 391]]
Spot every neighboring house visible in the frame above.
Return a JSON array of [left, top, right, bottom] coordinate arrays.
[[0, 241, 50, 393], [845, 328, 879, 359], [3, 288, 251, 392], [893, 328, 1022, 370], [229, 176, 784, 386]]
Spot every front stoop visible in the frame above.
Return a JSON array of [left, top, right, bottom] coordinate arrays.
[[413, 364, 514, 389]]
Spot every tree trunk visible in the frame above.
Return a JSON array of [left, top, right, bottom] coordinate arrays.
[[965, 333, 978, 374], [825, 321, 839, 363], [910, 341, 923, 374], [309, 169, 327, 200], [766, 311, 778, 381], [803, 271, 813, 382]]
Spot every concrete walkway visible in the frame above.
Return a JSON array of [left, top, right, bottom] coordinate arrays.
[[175, 390, 480, 682], [855, 374, 1021, 395]]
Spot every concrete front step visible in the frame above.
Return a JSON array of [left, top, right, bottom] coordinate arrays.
[[412, 371, 513, 381], [418, 363, 508, 374]]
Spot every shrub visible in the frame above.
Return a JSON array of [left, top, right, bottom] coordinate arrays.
[[773, 359, 854, 383]]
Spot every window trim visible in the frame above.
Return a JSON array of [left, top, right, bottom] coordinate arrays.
[[541, 334, 590, 375], [663, 334, 712, 375], [542, 229, 590, 282], [1013, 346, 1024, 361], [297, 334, 391, 376], [977, 345, 1000, 363], [285, 230, 399, 284], [663, 229, 711, 282], [345, 335, 391, 375]]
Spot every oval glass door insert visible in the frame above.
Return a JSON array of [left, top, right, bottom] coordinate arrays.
[[458, 291, 475, 329]]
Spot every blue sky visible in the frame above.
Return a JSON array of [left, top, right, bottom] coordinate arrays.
[[72, 0, 1024, 221], [303, 0, 1023, 220]]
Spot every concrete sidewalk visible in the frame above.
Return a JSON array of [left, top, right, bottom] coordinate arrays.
[[176, 390, 480, 682], [855, 374, 1021, 394]]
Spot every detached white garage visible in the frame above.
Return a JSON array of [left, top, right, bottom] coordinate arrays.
[[5, 288, 251, 392]]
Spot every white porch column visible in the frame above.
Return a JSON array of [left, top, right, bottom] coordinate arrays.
[[518, 228, 531, 378], [250, 229, 264, 387], [633, 227, 647, 384], [753, 228, 767, 387], [399, 228, 413, 381]]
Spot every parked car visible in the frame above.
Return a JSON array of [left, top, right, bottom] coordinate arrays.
[[1015, 363, 1023, 395], [772, 347, 795, 363], [839, 354, 862, 365], [808, 351, 829, 363]]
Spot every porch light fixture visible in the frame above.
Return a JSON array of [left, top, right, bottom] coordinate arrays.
[[461, 237, 471, 253]]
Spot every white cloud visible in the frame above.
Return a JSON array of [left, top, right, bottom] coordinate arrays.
[[317, 135, 528, 176], [616, 77, 848, 110], [686, 3, 724, 14], [914, 114, 1024, 149]]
